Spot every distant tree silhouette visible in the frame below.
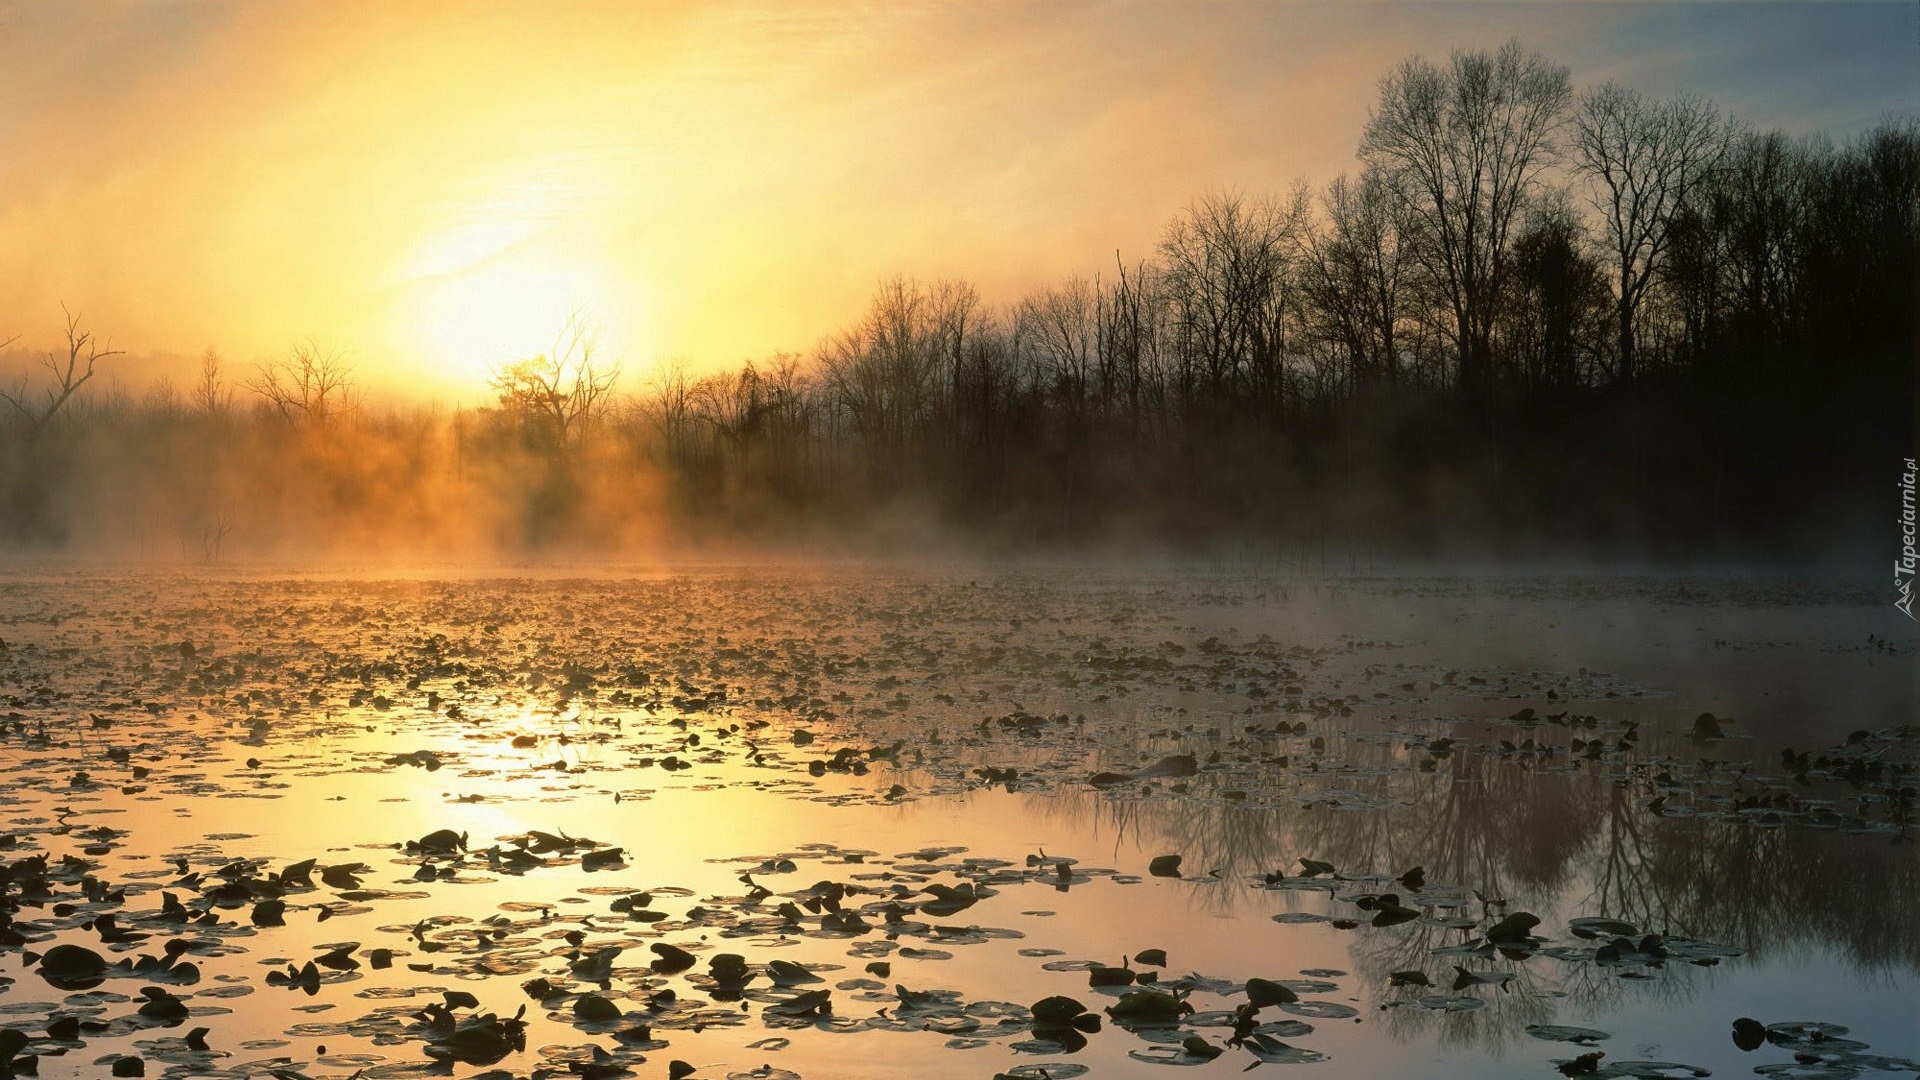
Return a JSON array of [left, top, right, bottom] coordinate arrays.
[[191, 349, 235, 416], [1157, 190, 1311, 415], [1572, 83, 1725, 383], [0, 306, 123, 439], [1303, 169, 1412, 391], [1362, 41, 1572, 395], [488, 313, 618, 457], [1500, 198, 1611, 394], [244, 340, 357, 429], [0, 46, 1911, 559]]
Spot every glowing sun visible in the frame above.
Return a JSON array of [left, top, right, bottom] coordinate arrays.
[[414, 257, 600, 381], [394, 211, 630, 390]]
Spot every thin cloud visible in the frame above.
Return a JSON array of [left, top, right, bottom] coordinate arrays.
[[0, 1, 1909, 396]]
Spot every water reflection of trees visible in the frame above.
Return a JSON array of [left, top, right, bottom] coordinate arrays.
[[1017, 738, 1917, 1012]]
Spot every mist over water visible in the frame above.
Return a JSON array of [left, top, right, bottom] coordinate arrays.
[[3, 45, 1912, 568], [0, 565, 1912, 1080], [1, 12, 1915, 1080]]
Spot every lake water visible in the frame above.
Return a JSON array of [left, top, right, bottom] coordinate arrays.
[[0, 566, 1913, 1080]]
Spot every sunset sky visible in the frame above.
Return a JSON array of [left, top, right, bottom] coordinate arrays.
[[0, 1, 1912, 398]]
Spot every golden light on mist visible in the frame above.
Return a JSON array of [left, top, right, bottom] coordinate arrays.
[[403, 246, 624, 388], [0, 3, 1906, 401]]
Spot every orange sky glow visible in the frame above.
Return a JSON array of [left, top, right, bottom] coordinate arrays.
[[0, 1, 1911, 399]]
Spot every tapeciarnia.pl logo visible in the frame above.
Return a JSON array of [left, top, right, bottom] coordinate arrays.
[[1898, 457, 1916, 619]]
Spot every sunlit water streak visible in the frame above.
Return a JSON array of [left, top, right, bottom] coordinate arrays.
[[0, 568, 1911, 1079]]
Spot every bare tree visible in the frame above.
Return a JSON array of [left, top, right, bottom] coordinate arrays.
[[1018, 275, 1102, 415], [929, 278, 980, 452], [192, 348, 235, 415], [0, 306, 124, 437], [1304, 169, 1412, 389], [488, 313, 619, 455], [1499, 196, 1611, 393], [693, 361, 764, 459], [1157, 189, 1311, 411], [643, 359, 700, 472], [1361, 40, 1572, 393], [244, 340, 357, 429], [818, 277, 946, 485], [1572, 82, 1724, 383]]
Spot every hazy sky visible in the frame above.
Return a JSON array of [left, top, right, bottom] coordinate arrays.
[[0, 1, 1912, 397]]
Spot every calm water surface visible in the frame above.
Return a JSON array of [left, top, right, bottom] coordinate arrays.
[[0, 567, 1912, 1079]]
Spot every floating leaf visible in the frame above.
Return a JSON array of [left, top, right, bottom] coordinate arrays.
[[1484, 912, 1541, 944], [574, 994, 622, 1021], [766, 960, 820, 985], [36, 944, 108, 988], [1030, 996, 1087, 1024], [1245, 978, 1298, 1006], [650, 943, 697, 974], [1242, 1035, 1328, 1064], [1106, 990, 1189, 1025], [765, 990, 833, 1017]]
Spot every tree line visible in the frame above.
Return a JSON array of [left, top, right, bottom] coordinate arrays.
[[3, 41, 1914, 559]]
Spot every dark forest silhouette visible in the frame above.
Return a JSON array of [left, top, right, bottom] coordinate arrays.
[[2, 42, 1914, 560]]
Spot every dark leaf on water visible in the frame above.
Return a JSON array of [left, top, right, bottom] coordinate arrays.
[[650, 943, 697, 974], [265, 961, 321, 994], [1106, 989, 1190, 1025], [1570, 917, 1639, 939], [709, 953, 750, 985], [136, 987, 189, 1021], [581, 847, 625, 871], [1180, 1034, 1223, 1060], [318, 863, 367, 890], [765, 990, 832, 1017], [571, 946, 623, 982], [411, 828, 466, 854], [1030, 996, 1087, 1024], [574, 994, 622, 1021], [1484, 911, 1541, 944], [1245, 978, 1298, 1006], [894, 985, 941, 1010], [1452, 966, 1514, 991], [1526, 1024, 1611, 1045], [1372, 900, 1421, 927], [314, 944, 360, 971], [1557, 1051, 1605, 1076], [1241, 1034, 1328, 1064], [36, 944, 108, 989], [0, 1028, 28, 1065], [766, 959, 820, 985]]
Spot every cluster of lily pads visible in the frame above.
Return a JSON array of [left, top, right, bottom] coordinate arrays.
[[0, 571, 1912, 1079]]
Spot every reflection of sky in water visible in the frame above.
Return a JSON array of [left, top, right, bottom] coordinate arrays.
[[0, 570, 1912, 1078]]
